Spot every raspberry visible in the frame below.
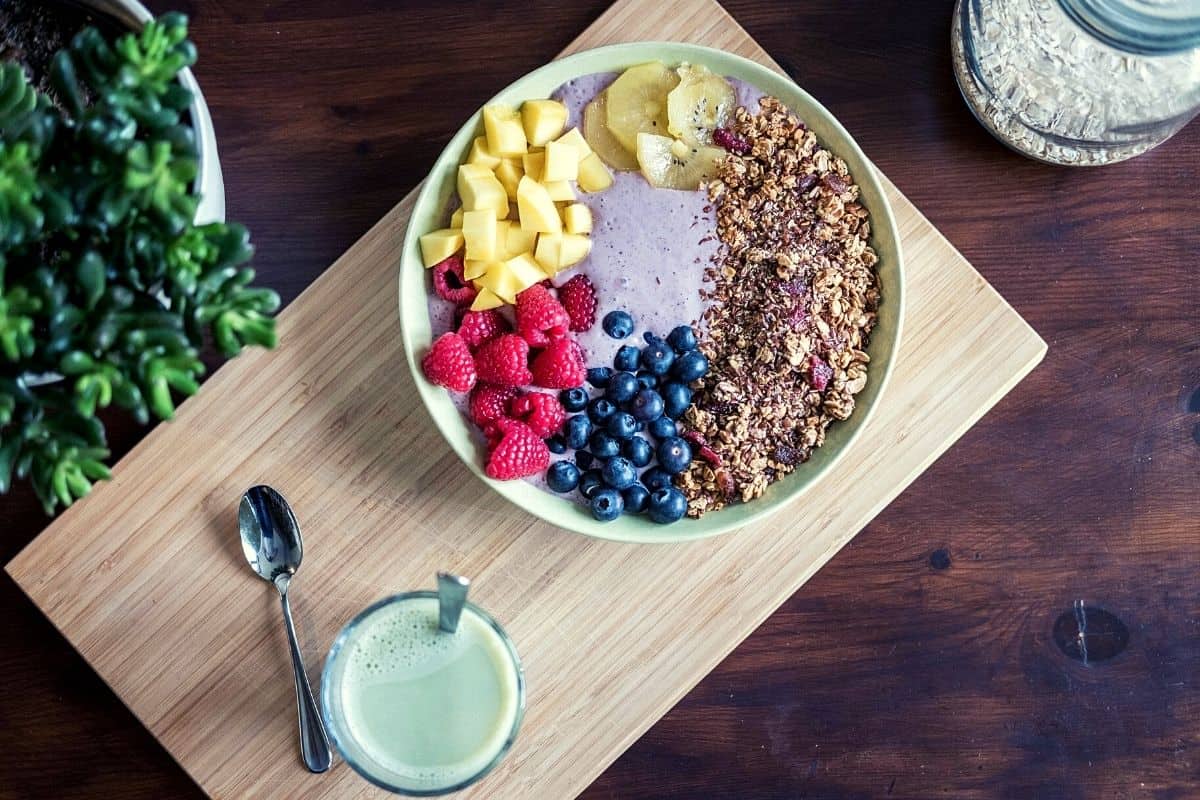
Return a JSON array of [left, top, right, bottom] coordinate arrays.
[[514, 284, 570, 347], [557, 274, 597, 332], [420, 332, 476, 393], [473, 334, 532, 387], [806, 355, 833, 392], [713, 127, 751, 155], [510, 392, 566, 438], [457, 309, 510, 351], [432, 254, 477, 306], [469, 383, 521, 436], [485, 418, 550, 480], [530, 337, 586, 390]]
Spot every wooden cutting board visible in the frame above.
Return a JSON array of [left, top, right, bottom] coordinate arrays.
[[6, 0, 1046, 797]]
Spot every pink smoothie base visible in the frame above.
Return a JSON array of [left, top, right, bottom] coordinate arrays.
[[426, 72, 766, 503]]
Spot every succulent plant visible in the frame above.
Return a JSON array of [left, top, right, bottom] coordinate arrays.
[[0, 13, 279, 514]]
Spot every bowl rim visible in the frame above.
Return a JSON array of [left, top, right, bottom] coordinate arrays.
[[399, 42, 905, 544]]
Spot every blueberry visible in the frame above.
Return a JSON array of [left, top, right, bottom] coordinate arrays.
[[648, 416, 677, 440], [640, 338, 675, 376], [546, 436, 567, 454], [648, 487, 688, 524], [613, 345, 640, 372], [587, 397, 617, 424], [559, 387, 589, 412], [587, 366, 613, 388], [630, 388, 664, 421], [642, 466, 674, 492], [661, 381, 693, 419], [589, 430, 621, 459], [636, 372, 658, 390], [578, 469, 604, 499], [622, 482, 650, 514], [643, 331, 658, 343], [605, 371, 639, 404], [667, 325, 698, 353], [656, 436, 694, 474], [602, 456, 637, 490], [635, 421, 646, 432], [623, 435, 653, 467], [602, 310, 634, 339], [590, 487, 625, 521], [671, 350, 709, 383], [574, 450, 595, 470], [546, 461, 581, 493], [606, 412, 637, 439], [565, 414, 592, 449]]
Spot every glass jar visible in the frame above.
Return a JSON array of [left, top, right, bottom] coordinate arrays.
[[952, 0, 1200, 165]]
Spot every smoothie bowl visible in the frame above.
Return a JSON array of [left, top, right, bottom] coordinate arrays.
[[400, 43, 903, 543]]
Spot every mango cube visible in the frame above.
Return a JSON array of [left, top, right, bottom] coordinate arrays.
[[521, 99, 568, 146], [516, 175, 561, 234], [462, 209, 499, 261], [542, 139, 580, 182], [470, 287, 505, 311], [458, 164, 508, 218], [464, 259, 490, 280], [482, 104, 528, 157], [505, 225, 537, 258], [505, 253, 548, 292], [495, 157, 524, 200], [559, 233, 592, 268], [534, 232, 562, 275], [418, 228, 464, 268], [450, 207, 464, 228], [578, 152, 613, 193], [542, 180, 576, 203], [522, 150, 545, 182], [478, 262, 521, 304], [467, 136, 501, 169], [555, 127, 593, 161], [562, 203, 592, 234]]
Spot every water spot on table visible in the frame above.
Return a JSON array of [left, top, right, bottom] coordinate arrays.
[[1052, 601, 1128, 664], [929, 547, 951, 570]]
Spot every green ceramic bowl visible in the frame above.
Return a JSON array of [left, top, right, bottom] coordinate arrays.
[[399, 43, 904, 544]]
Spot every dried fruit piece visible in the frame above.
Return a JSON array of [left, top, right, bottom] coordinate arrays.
[[712, 126, 751, 155], [421, 332, 476, 393], [806, 355, 833, 392]]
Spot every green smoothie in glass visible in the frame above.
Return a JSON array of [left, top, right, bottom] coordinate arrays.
[[321, 591, 524, 795]]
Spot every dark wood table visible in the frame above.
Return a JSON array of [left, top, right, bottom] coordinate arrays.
[[3, 1, 1198, 797]]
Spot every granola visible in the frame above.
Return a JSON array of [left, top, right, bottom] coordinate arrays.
[[678, 97, 880, 517]]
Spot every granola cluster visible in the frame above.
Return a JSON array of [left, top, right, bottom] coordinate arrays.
[[678, 97, 880, 517]]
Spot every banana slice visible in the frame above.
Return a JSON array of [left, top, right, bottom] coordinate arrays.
[[605, 62, 680, 155], [583, 92, 639, 171], [635, 133, 725, 190], [667, 63, 736, 145]]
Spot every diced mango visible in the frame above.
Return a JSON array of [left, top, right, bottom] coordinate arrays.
[[516, 175, 562, 233], [478, 262, 521, 304], [522, 150, 545, 182], [482, 104, 528, 157], [542, 139, 580, 182], [467, 136, 502, 169], [470, 287, 505, 311], [495, 157, 524, 200], [559, 233, 592, 268], [464, 259, 490, 280], [506, 225, 537, 258], [562, 203, 592, 234], [495, 219, 512, 251], [542, 180, 576, 202], [534, 232, 563, 275], [462, 209, 499, 261], [450, 207, 464, 228], [555, 127, 593, 161], [521, 99, 568, 146], [418, 228, 464, 268], [505, 253, 548, 292], [458, 164, 509, 218], [578, 152, 613, 193]]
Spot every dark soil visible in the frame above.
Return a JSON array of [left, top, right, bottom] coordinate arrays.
[[0, 1, 116, 100]]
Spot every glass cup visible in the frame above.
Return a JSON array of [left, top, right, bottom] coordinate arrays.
[[321, 591, 525, 795]]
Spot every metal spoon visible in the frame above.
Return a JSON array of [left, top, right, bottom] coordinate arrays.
[[437, 572, 470, 633], [239, 485, 332, 773]]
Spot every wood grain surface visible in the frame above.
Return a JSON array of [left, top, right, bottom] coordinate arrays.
[[0, 2, 1195, 800]]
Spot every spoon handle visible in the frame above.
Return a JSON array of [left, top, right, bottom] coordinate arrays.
[[278, 579, 332, 773]]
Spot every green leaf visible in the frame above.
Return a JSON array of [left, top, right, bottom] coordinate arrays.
[[76, 251, 106, 309]]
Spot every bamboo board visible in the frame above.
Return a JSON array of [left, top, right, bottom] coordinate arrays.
[[6, 0, 1046, 797]]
